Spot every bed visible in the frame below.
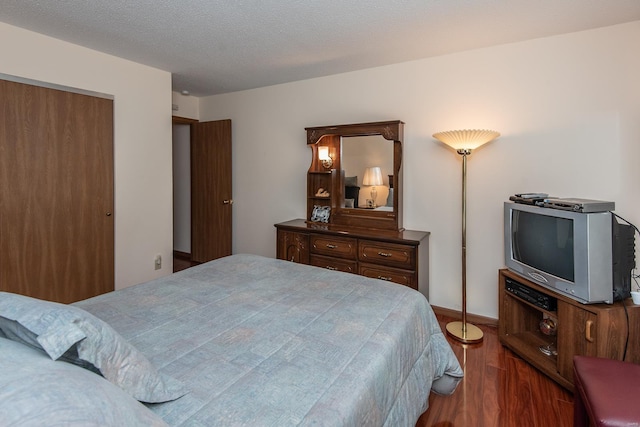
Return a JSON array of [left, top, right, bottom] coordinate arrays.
[[0, 254, 463, 426]]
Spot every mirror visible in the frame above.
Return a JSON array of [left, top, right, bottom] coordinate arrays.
[[306, 120, 404, 231], [342, 135, 393, 210]]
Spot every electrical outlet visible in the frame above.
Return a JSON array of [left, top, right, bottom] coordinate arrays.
[[154, 254, 162, 270]]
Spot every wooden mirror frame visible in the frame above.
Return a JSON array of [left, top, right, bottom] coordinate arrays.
[[306, 120, 404, 231]]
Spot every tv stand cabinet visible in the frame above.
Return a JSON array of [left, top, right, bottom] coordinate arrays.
[[498, 269, 640, 391]]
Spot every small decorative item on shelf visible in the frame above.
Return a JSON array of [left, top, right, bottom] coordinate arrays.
[[539, 317, 557, 336], [315, 188, 330, 197], [538, 316, 558, 356], [310, 205, 331, 223]]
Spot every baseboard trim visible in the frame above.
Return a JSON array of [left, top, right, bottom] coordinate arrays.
[[431, 305, 498, 328]]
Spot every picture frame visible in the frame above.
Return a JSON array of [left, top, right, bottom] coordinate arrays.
[[310, 205, 331, 223]]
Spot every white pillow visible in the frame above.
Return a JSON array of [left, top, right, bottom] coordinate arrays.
[[0, 337, 169, 426], [0, 292, 187, 403]]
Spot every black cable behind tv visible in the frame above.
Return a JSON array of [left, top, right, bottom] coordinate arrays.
[[612, 216, 636, 301]]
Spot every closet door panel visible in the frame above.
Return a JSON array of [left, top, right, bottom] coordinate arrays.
[[0, 79, 114, 303]]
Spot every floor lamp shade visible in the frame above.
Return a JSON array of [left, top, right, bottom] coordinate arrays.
[[433, 129, 499, 344]]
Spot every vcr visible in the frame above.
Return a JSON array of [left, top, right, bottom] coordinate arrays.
[[505, 277, 557, 311]]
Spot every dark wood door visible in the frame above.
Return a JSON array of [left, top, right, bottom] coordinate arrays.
[[0, 79, 114, 303], [190, 119, 232, 263]]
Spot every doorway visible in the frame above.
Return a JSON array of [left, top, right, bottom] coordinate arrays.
[[172, 118, 233, 269], [172, 123, 192, 259]]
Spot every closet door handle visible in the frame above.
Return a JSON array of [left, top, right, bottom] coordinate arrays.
[[223, 199, 233, 205]]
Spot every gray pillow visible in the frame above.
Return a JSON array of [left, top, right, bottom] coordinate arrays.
[[345, 175, 357, 187], [0, 292, 187, 403], [0, 337, 169, 426]]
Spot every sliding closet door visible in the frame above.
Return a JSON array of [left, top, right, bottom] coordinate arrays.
[[0, 79, 114, 303]]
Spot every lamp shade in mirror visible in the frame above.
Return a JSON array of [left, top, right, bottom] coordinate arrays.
[[362, 166, 383, 186]]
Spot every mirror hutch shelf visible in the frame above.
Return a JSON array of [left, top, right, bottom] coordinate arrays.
[[275, 120, 430, 296]]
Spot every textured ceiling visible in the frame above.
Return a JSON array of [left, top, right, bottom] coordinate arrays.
[[1, 0, 639, 96]]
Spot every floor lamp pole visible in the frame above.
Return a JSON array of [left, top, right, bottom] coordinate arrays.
[[445, 148, 484, 344], [432, 128, 499, 344]]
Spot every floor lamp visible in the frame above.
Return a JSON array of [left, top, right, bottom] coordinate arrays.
[[433, 129, 500, 344]]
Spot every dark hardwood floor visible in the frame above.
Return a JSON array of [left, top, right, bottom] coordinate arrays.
[[173, 254, 574, 426], [173, 252, 199, 272], [419, 315, 573, 427]]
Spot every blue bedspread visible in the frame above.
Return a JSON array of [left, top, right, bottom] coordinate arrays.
[[74, 254, 462, 426]]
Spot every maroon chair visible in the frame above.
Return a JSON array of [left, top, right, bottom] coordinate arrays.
[[573, 355, 640, 426]]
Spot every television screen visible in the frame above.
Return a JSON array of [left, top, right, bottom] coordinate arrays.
[[512, 210, 574, 281]]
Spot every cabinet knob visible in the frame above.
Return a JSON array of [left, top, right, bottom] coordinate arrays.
[[106, 212, 112, 216]]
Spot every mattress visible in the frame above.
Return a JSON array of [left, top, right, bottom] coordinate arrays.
[[73, 254, 463, 426]]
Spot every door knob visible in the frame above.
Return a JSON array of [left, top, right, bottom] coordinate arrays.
[[106, 212, 112, 216], [223, 199, 233, 205]]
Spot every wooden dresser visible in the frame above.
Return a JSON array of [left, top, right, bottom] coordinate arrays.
[[275, 219, 429, 296]]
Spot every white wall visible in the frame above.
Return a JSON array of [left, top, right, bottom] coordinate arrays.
[[172, 91, 199, 120], [0, 22, 174, 290], [199, 21, 640, 319]]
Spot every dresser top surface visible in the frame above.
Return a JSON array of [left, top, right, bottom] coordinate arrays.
[[275, 219, 429, 244]]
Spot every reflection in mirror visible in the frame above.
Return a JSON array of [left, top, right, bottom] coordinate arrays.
[[342, 135, 393, 210]]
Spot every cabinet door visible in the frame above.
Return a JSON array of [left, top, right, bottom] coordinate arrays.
[[557, 300, 597, 380], [276, 230, 309, 264]]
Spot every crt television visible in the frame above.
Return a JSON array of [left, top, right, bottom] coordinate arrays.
[[504, 201, 635, 304]]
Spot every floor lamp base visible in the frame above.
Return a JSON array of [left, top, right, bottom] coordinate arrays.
[[445, 321, 484, 344]]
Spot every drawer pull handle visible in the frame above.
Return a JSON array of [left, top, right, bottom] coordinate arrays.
[[377, 276, 393, 281], [377, 251, 392, 257], [326, 244, 338, 249], [325, 266, 338, 271]]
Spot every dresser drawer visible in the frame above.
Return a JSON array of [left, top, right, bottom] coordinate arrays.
[[310, 235, 357, 260], [359, 263, 416, 289], [310, 254, 357, 274], [358, 240, 416, 269]]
